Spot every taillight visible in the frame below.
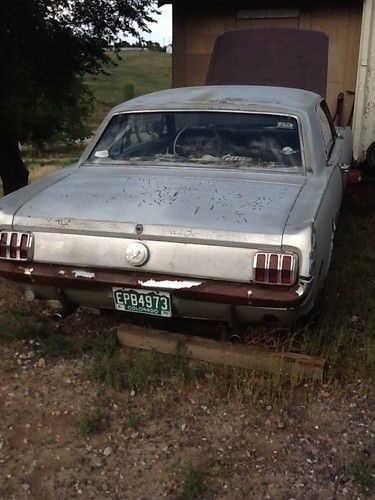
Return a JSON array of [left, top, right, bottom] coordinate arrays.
[[20, 234, 29, 260], [0, 231, 33, 261], [254, 253, 266, 282], [0, 232, 7, 258], [253, 252, 297, 286], [10, 233, 18, 259]]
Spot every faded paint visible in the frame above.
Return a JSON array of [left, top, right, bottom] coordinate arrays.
[[0, 83, 351, 324], [138, 279, 203, 289], [12, 165, 306, 245], [98, 86, 319, 116]]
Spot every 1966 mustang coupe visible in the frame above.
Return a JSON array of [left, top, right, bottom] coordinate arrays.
[[0, 85, 352, 324]]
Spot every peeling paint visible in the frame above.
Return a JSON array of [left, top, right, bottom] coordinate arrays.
[[72, 270, 96, 279], [138, 279, 203, 289], [19, 267, 34, 275], [295, 283, 305, 297]]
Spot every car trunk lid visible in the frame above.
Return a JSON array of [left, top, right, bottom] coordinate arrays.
[[12, 165, 305, 248]]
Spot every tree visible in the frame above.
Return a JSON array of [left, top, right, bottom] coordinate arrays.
[[0, 0, 155, 195], [145, 40, 165, 52]]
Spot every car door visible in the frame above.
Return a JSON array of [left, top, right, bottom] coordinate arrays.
[[320, 100, 352, 187]]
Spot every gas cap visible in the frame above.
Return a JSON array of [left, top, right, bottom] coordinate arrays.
[[125, 242, 149, 267]]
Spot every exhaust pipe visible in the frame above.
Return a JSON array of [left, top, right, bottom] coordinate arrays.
[[52, 312, 63, 322], [51, 304, 78, 321], [51, 290, 78, 321]]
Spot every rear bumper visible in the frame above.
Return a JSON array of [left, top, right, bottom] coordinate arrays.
[[0, 261, 316, 323]]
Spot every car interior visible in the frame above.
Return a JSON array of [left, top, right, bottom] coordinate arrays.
[[89, 111, 302, 168]]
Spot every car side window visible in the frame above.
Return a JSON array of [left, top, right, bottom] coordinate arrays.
[[317, 102, 336, 158], [90, 113, 169, 160]]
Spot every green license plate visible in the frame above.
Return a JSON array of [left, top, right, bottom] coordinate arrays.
[[112, 288, 172, 317]]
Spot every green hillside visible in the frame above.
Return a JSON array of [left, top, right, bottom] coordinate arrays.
[[86, 50, 172, 131]]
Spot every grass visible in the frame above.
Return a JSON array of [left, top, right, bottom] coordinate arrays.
[[0, 306, 118, 360], [346, 461, 375, 489], [84, 349, 209, 393], [345, 437, 375, 491], [177, 459, 209, 500], [0, 309, 50, 343], [86, 51, 171, 130], [23, 143, 83, 181], [82, 329, 298, 403], [236, 182, 375, 389], [0, 302, 297, 403], [298, 184, 375, 384], [124, 410, 143, 431], [79, 409, 110, 436]]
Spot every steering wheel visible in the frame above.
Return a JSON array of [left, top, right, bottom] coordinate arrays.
[[173, 126, 222, 157]]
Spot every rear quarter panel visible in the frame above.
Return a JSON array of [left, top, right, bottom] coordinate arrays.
[[282, 105, 348, 282]]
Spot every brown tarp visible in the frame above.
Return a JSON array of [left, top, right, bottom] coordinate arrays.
[[206, 28, 328, 97]]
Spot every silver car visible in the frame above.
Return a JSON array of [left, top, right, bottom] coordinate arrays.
[[0, 86, 352, 324]]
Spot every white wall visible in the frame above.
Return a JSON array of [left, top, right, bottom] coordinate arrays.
[[353, 0, 375, 161]]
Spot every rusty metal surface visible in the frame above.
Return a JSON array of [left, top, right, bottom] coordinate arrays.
[[0, 261, 309, 309], [206, 28, 329, 98]]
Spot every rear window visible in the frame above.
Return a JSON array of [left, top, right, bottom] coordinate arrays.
[[88, 111, 303, 172]]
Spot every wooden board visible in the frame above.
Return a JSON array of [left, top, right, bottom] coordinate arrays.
[[117, 324, 326, 381]]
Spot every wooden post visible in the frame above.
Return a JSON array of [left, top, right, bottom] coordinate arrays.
[[117, 324, 326, 381]]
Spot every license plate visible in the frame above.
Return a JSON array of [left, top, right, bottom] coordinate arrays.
[[112, 288, 172, 317]]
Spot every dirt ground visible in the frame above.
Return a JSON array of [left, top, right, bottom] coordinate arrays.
[[0, 274, 374, 500]]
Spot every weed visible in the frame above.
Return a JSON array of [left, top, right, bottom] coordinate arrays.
[[79, 410, 110, 436], [42, 329, 118, 359], [84, 349, 208, 392], [125, 411, 143, 431], [177, 459, 208, 500], [241, 184, 375, 391], [346, 460, 375, 489], [0, 306, 119, 361], [204, 364, 295, 406], [0, 309, 49, 343]]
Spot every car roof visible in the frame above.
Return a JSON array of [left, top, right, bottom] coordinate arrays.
[[112, 85, 321, 115]]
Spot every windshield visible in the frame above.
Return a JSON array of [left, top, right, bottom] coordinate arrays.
[[88, 111, 303, 172]]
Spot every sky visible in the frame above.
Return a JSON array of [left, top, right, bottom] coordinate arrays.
[[128, 4, 173, 46]]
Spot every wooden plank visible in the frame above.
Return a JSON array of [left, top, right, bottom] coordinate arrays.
[[117, 324, 326, 381], [236, 9, 299, 20]]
